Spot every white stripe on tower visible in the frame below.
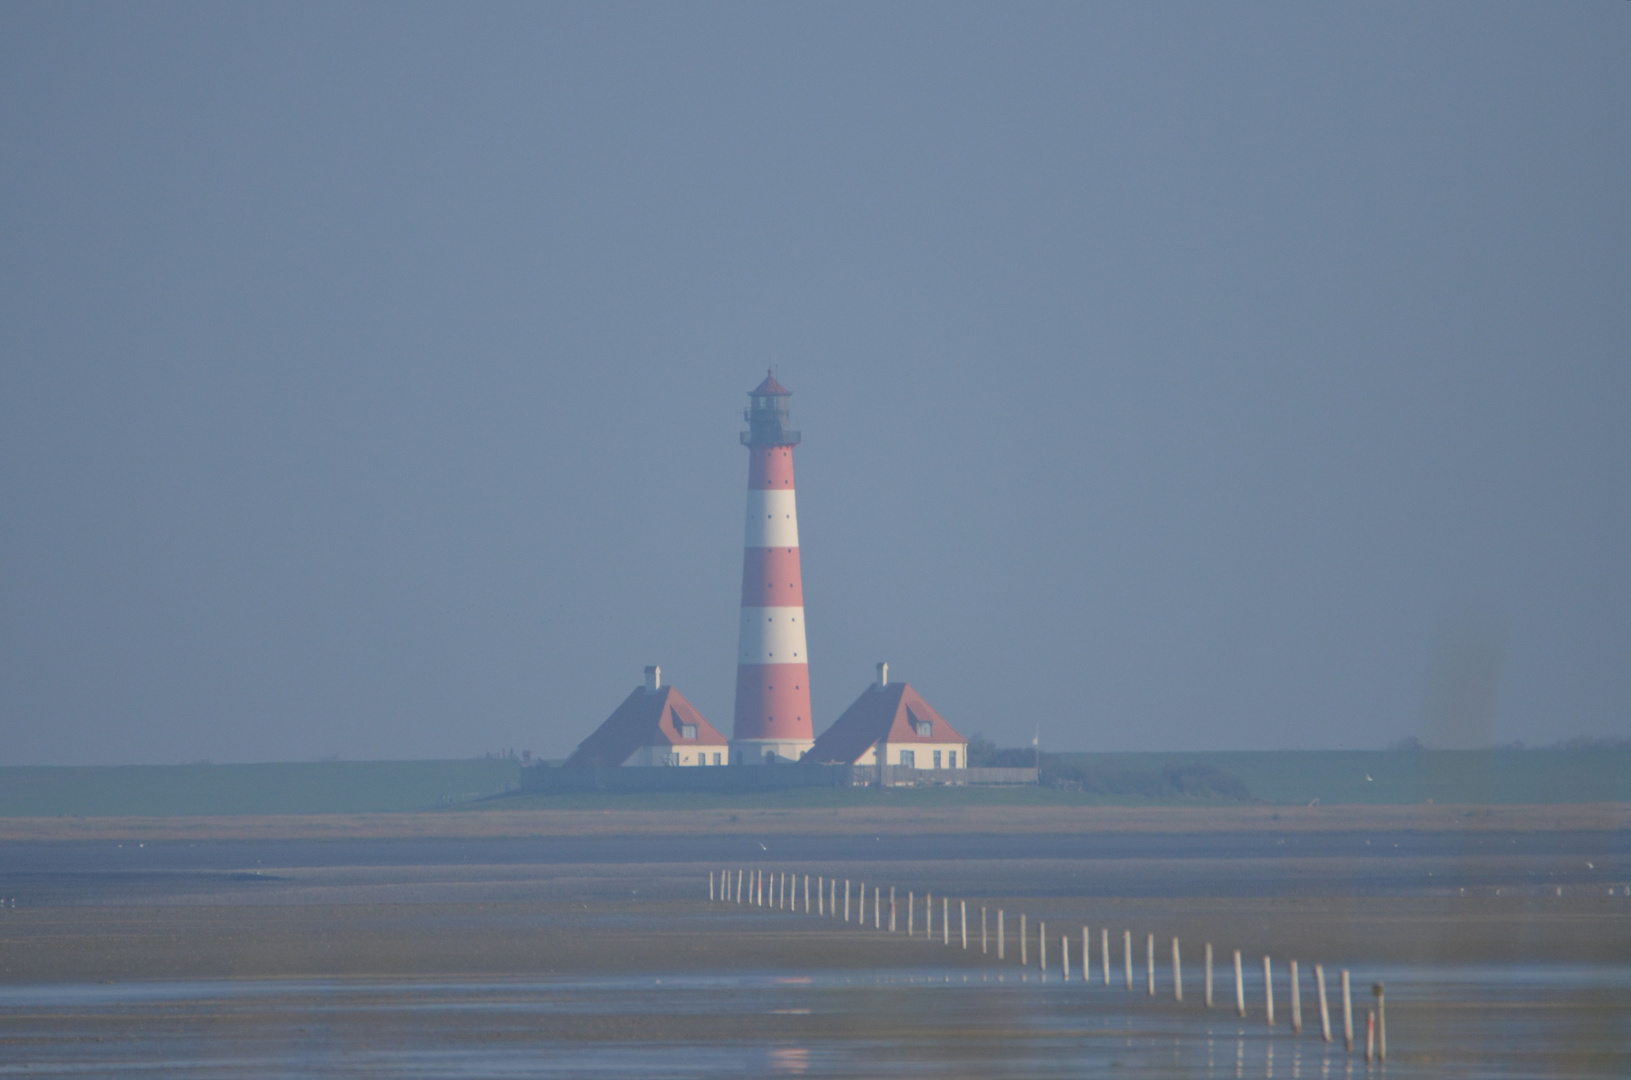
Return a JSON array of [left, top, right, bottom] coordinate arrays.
[[745, 490, 800, 548]]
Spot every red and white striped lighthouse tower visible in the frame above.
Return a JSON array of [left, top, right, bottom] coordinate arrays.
[[731, 372, 814, 764]]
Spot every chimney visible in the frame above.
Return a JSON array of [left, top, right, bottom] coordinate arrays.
[[644, 665, 661, 692], [876, 661, 888, 687]]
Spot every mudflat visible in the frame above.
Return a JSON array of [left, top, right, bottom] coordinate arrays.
[[1, 803, 1627, 1077], [1, 800, 1626, 841], [1, 802, 1626, 981]]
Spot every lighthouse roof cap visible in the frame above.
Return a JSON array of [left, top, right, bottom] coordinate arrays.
[[750, 371, 791, 396]]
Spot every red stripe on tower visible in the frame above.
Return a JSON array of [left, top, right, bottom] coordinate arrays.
[[730, 371, 814, 764]]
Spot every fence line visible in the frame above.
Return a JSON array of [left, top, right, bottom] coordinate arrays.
[[707, 867, 1378, 1058]]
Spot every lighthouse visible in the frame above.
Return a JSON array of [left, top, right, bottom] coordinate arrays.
[[730, 372, 815, 764]]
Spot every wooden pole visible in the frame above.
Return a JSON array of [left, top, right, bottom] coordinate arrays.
[[844, 879, 850, 922], [1263, 955, 1275, 1026], [908, 892, 915, 937], [926, 892, 932, 938], [1020, 914, 1028, 966], [1124, 930, 1134, 990], [1233, 949, 1245, 1017], [998, 909, 1005, 960], [1290, 960, 1301, 1033], [875, 887, 881, 929], [804, 874, 810, 913], [709, 871, 715, 901], [859, 882, 866, 925], [1083, 926, 1090, 983], [1205, 943, 1214, 1007], [818, 876, 824, 916], [1341, 969, 1353, 1052], [1146, 933, 1155, 996], [736, 869, 743, 903], [943, 897, 950, 945], [1315, 964, 1332, 1043], [1373, 982, 1386, 1061], [1365, 1010, 1375, 1063], [1172, 937, 1182, 1002], [1039, 920, 1046, 972], [1102, 927, 1110, 985], [961, 900, 968, 949], [1062, 933, 1070, 980], [982, 906, 988, 953]]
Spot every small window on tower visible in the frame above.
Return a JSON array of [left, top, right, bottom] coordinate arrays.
[[681, 724, 697, 740]]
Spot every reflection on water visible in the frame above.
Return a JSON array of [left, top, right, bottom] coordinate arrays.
[[768, 1046, 809, 1074], [0, 965, 1625, 1078]]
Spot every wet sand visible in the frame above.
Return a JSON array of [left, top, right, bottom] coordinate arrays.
[[2, 800, 1626, 841], [1, 804, 1627, 1075]]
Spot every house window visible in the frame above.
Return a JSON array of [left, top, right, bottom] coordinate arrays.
[[948, 751, 957, 769], [712, 753, 722, 765], [916, 721, 933, 737], [663, 753, 679, 766], [898, 750, 916, 769], [933, 750, 942, 769], [681, 724, 697, 740]]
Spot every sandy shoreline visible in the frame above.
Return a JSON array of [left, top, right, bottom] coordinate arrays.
[[1, 801, 1626, 842]]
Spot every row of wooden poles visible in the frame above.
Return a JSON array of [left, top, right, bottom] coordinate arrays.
[[711, 869, 1387, 1063]]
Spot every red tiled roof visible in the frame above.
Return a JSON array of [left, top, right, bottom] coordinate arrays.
[[563, 685, 728, 767], [802, 682, 966, 765], [750, 370, 790, 396]]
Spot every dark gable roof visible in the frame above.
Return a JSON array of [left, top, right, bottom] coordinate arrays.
[[564, 685, 728, 767], [802, 682, 966, 765]]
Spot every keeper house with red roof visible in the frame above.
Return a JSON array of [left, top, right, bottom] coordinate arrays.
[[804, 663, 968, 771], [563, 666, 729, 767]]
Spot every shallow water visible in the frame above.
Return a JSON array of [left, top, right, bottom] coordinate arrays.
[[2, 964, 1625, 1079]]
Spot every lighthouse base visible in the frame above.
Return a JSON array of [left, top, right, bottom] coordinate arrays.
[[730, 738, 815, 766]]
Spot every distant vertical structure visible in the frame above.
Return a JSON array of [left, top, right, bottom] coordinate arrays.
[[730, 371, 814, 764]]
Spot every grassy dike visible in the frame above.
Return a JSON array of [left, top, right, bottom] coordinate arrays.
[[0, 759, 521, 817], [1, 748, 1625, 817]]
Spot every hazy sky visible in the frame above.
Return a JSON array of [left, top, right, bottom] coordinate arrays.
[[3, 4, 1628, 764]]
